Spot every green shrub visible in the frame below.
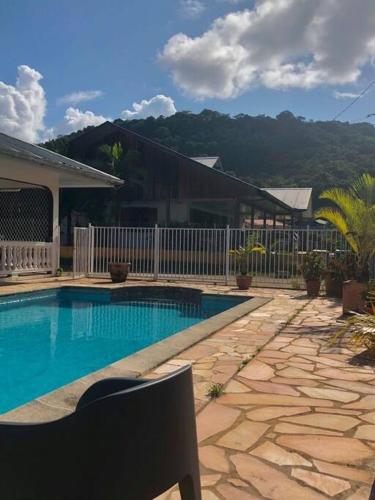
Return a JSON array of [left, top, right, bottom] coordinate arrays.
[[300, 252, 325, 281]]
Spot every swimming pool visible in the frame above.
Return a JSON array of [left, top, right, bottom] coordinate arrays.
[[0, 287, 248, 414]]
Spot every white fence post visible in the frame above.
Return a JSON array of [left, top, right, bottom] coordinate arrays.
[[306, 225, 310, 252], [225, 225, 230, 285], [73, 228, 78, 277], [55, 228, 60, 274], [88, 224, 95, 276], [153, 224, 160, 280]]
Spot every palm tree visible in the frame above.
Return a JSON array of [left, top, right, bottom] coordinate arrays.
[[315, 173, 375, 282], [230, 234, 266, 275], [99, 142, 123, 176]]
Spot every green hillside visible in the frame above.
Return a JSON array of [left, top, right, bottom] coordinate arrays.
[[44, 109, 375, 198]]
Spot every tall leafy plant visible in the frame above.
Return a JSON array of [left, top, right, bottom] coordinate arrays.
[[315, 174, 375, 283], [230, 234, 266, 276], [300, 252, 325, 281], [99, 142, 123, 176]]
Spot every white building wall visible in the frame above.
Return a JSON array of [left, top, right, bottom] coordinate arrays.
[[0, 154, 60, 272]]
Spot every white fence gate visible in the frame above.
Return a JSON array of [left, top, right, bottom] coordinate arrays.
[[73, 225, 351, 287]]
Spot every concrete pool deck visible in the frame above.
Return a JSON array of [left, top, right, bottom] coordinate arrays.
[[0, 278, 374, 498]]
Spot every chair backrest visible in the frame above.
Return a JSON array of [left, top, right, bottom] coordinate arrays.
[[0, 365, 199, 500]]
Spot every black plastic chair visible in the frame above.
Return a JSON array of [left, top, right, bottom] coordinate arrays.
[[0, 365, 201, 500]]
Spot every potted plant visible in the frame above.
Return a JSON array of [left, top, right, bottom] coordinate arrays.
[[230, 235, 266, 290], [324, 253, 357, 298], [315, 174, 375, 313], [324, 260, 343, 297], [300, 252, 325, 296], [108, 262, 131, 283], [56, 267, 64, 278], [324, 256, 345, 298]]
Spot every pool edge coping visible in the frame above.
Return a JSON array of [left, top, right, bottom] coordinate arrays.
[[112, 295, 271, 374], [0, 285, 271, 423]]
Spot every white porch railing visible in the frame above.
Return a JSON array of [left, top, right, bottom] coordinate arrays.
[[74, 226, 352, 287], [0, 241, 55, 275]]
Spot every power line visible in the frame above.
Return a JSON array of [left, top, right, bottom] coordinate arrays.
[[351, 112, 375, 124], [332, 77, 375, 121]]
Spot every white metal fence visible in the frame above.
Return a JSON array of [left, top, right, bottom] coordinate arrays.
[[73, 225, 351, 287]]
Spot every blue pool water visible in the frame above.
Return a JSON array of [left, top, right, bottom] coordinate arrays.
[[0, 287, 247, 414]]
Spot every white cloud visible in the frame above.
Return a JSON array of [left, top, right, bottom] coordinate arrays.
[[0, 65, 177, 141], [179, 0, 205, 18], [121, 94, 177, 120], [160, 0, 375, 99], [57, 90, 104, 105], [217, 0, 245, 3], [53, 107, 110, 136], [333, 90, 361, 100], [0, 65, 46, 142]]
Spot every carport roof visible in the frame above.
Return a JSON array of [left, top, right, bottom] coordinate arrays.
[[0, 132, 123, 188]]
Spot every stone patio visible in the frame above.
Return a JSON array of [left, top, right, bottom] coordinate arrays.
[[146, 287, 375, 499], [0, 278, 374, 498]]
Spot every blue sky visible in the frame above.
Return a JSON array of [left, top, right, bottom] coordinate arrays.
[[1, 0, 375, 142]]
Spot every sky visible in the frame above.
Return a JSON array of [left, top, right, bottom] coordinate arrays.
[[1, 0, 375, 143]]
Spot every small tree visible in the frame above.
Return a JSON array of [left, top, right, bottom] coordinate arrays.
[[315, 174, 375, 283], [230, 235, 266, 276], [99, 142, 123, 176]]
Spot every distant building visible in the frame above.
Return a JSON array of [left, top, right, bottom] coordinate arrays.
[[262, 188, 313, 220], [190, 157, 223, 170], [66, 121, 310, 229]]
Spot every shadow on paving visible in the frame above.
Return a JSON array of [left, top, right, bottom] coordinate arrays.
[[349, 349, 375, 367]]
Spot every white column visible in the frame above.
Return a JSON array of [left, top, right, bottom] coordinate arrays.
[[225, 224, 230, 285], [51, 185, 60, 275]]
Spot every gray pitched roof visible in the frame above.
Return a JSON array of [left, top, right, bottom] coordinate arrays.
[[262, 188, 312, 211], [0, 132, 122, 187], [69, 121, 303, 214], [190, 156, 221, 168]]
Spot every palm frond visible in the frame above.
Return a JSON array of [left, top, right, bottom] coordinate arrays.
[[319, 188, 361, 222], [112, 142, 123, 162], [352, 173, 375, 208], [250, 245, 266, 255], [314, 207, 358, 252]]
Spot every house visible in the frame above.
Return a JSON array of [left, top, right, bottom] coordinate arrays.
[[0, 132, 122, 275], [67, 121, 307, 228], [190, 157, 223, 170], [262, 188, 313, 220]]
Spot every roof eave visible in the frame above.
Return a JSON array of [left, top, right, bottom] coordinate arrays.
[[0, 148, 123, 188]]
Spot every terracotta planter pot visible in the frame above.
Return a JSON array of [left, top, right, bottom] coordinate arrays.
[[236, 275, 252, 290], [342, 280, 367, 314], [305, 279, 321, 297], [324, 272, 343, 298], [109, 262, 131, 283]]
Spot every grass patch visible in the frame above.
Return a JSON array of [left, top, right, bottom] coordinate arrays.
[[207, 382, 224, 399]]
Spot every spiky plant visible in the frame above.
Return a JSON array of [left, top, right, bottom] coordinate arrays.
[[336, 313, 375, 351], [315, 174, 375, 283], [230, 234, 266, 276]]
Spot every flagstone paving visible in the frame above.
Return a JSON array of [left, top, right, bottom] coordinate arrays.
[[150, 291, 375, 499], [0, 278, 374, 498]]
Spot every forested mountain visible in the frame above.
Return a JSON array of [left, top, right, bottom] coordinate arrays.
[[44, 109, 375, 199]]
